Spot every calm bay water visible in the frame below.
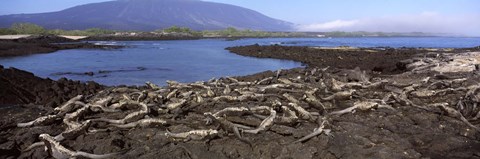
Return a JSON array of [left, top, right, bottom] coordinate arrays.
[[0, 37, 479, 86]]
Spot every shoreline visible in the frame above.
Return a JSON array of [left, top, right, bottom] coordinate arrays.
[[1, 44, 480, 158], [2, 35, 479, 58], [0, 35, 124, 57], [0, 65, 104, 107], [227, 44, 480, 74]]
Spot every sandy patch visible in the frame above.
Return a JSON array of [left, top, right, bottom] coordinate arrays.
[[58, 35, 89, 40], [0, 35, 31, 39]]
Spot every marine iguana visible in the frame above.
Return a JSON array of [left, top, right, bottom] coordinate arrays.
[[54, 95, 83, 115], [204, 112, 253, 144], [286, 103, 315, 122], [40, 134, 125, 159], [256, 77, 273, 85], [274, 106, 299, 125], [278, 78, 305, 89], [321, 90, 355, 101], [94, 102, 149, 124], [110, 118, 167, 129], [165, 129, 219, 141], [292, 119, 332, 144], [330, 100, 393, 116], [17, 115, 61, 127], [243, 107, 277, 134], [304, 88, 328, 111], [436, 103, 480, 132]]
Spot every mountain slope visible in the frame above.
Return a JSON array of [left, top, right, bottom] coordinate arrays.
[[0, 0, 293, 31]]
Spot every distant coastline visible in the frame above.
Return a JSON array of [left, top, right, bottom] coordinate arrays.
[[1, 23, 463, 41], [0, 35, 123, 57]]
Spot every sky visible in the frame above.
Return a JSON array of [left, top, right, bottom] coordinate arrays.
[[1, 0, 479, 35]]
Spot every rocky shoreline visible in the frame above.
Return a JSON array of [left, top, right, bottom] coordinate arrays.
[[84, 34, 201, 41], [1, 45, 480, 159], [0, 65, 104, 107], [227, 44, 480, 74], [0, 35, 123, 57]]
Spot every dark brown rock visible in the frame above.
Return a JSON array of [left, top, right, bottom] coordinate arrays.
[[0, 65, 104, 107]]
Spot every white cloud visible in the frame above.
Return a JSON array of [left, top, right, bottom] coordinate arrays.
[[296, 12, 480, 36], [299, 20, 359, 30]]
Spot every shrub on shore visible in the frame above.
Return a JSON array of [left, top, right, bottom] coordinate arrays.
[[0, 23, 115, 36], [0, 28, 17, 35], [1, 23, 302, 38], [48, 28, 115, 36], [10, 23, 47, 35]]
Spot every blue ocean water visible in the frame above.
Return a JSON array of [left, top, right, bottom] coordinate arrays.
[[0, 37, 478, 86]]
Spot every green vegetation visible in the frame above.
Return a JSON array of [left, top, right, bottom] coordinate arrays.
[[10, 23, 47, 34], [154, 26, 304, 38], [0, 23, 433, 38], [0, 28, 17, 35], [0, 23, 115, 36], [155, 26, 202, 36], [48, 28, 115, 36], [202, 27, 305, 37]]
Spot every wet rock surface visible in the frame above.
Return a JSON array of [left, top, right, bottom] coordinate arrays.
[[50, 67, 151, 77], [1, 46, 480, 159]]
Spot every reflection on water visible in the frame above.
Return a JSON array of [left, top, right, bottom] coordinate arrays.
[[0, 37, 478, 86], [0, 39, 301, 86]]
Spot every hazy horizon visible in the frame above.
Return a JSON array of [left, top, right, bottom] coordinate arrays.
[[0, 0, 479, 36]]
